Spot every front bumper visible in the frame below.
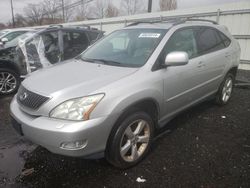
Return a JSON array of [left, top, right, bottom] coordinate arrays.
[[10, 96, 119, 158]]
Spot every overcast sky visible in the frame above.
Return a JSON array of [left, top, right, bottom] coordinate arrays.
[[0, 0, 243, 23]]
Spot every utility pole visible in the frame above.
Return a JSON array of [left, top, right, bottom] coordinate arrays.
[[10, 0, 15, 27], [61, 0, 65, 22], [148, 0, 152, 13]]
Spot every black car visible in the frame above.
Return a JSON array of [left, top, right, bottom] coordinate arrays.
[[0, 25, 103, 95]]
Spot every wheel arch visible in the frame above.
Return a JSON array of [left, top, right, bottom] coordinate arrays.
[[0, 60, 20, 75], [105, 97, 160, 150], [227, 66, 238, 78]]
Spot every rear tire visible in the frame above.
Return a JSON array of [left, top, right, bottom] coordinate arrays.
[[0, 68, 20, 95], [215, 73, 234, 105], [105, 111, 154, 169]]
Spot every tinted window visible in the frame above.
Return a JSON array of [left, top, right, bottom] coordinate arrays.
[[163, 28, 198, 59], [87, 32, 100, 43], [218, 32, 231, 47], [62, 31, 89, 60], [196, 27, 225, 55]]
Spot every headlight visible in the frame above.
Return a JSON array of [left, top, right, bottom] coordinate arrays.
[[50, 94, 104, 121]]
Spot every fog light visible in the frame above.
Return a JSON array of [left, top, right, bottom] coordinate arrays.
[[60, 140, 87, 150]]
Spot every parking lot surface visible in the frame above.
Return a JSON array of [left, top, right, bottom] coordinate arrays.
[[0, 70, 250, 188]]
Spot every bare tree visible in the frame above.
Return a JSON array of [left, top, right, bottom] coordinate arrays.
[[105, 2, 119, 18], [91, 0, 108, 19], [0, 23, 7, 30], [121, 0, 143, 15], [159, 0, 177, 11], [24, 3, 44, 25], [14, 14, 28, 27], [42, 0, 60, 23], [75, 0, 90, 21], [61, 0, 74, 22]]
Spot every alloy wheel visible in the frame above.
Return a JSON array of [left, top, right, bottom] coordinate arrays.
[[221, 77, 233, 103], [120, 119, 150, 162], [0, 72, 17, 94]]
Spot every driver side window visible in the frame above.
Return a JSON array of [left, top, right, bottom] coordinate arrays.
[[163, 28, 198, 59]]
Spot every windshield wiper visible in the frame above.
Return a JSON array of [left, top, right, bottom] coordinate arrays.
[[79, 57, 96, 63], [80, 57, 123, 66], [93, 59, 122, 66]]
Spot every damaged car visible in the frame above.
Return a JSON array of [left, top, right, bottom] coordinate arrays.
[[0, 25, 103, 95]]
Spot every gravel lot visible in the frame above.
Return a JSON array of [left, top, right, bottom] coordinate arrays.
[[0, 70, 250, 188]]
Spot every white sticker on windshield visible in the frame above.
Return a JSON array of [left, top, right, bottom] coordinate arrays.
[[139, 33, 161, 38]]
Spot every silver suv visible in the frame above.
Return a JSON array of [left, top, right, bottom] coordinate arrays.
[[10, 19, 241, 168]]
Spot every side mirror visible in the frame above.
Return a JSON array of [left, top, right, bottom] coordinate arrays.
[[165, 51, 189, 67], [1, 37, 8, 44]]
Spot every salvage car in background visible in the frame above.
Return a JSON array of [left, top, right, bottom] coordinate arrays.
[[0, 28, 33, 46], [0, 25, 103, 95]]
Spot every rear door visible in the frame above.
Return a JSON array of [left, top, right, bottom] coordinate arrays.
[[195, 26, 229, 94]]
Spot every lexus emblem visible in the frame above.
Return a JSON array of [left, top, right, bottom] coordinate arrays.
[[19, 92, 28, 101]]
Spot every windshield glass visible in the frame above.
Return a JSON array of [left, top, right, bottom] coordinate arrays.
[[3, 31, 28, 42], [5, 31, 36, 48], [0, 30, 10, 37], [80, 29, 167, 67]]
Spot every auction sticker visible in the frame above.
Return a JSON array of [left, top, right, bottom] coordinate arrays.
[[139, 33, 161, 38]]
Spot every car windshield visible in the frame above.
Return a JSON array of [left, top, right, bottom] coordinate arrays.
[[80, 29, 167, 67], [0, 30, 10, 37], [4, 31, 36, 48]]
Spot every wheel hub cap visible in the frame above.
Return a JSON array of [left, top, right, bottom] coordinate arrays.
[[120, 119, 150, 162], [0, 72, 17, 94], [222, 77, 233, 103]]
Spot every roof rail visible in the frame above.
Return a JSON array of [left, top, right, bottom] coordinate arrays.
[[126, 18, 181, 27], [74, 24, 91, 29], [48, 24, 64, 28], [126, 21, 157, 27], [184, 18, 218, 25], [126, 18, 218, 27]]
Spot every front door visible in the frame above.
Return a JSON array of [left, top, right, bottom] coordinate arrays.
[[159, 27, 206, 119]]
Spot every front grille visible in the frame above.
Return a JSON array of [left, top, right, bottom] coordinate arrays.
[[17, 85, 50, 110]]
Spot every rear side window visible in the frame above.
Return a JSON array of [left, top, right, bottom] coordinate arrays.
[[87, 31, 101, 43], [196, 27, 225, 55], [218, 32, 231, 47]]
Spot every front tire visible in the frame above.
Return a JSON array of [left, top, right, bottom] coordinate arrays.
[[215, 73, 234, 105], [0, 68, 20, 95], [106, 111, 154, 169]]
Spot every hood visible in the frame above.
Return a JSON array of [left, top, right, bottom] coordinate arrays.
[[23, 59, 138, 97]]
